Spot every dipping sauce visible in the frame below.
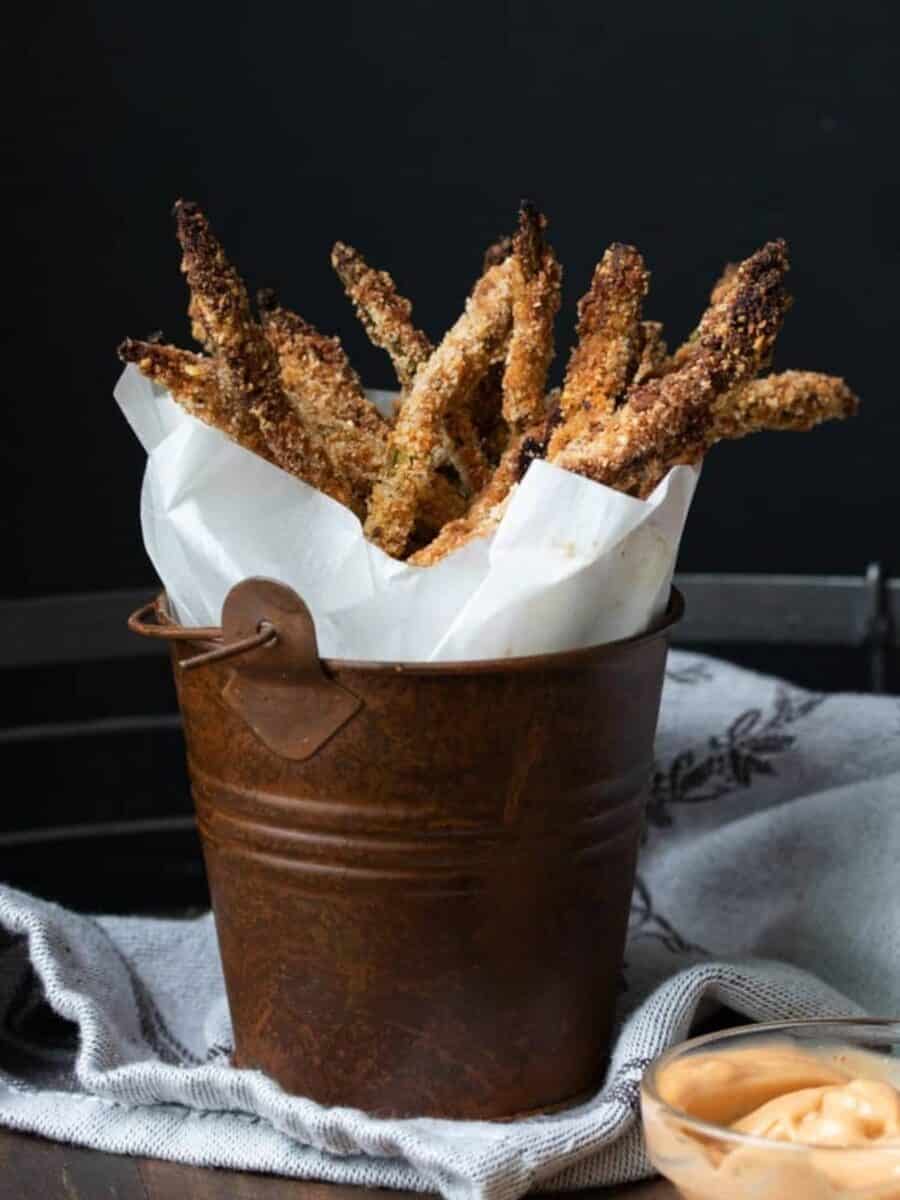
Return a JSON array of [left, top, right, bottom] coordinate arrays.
[[642, 1041, 900, 1198]]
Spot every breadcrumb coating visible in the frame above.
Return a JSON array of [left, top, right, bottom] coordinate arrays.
[[547, 243, 649, 457], [332, 241, 491, 495], [408, 423, 541, 566], [173, 201, 354, 511], [712, 370, 858, 437], [710, 261, 739, 305], [501, 202, 562, 431], [483, 234, 513, 270], [609, 370, 858, 498], [441, 403, 493, 494], [470, 362, 508, 464], [364, 259, 514, 558], [631, 321, 669, 386], [258, 292, 388, 511], [188, 294, 212, 350], [118, 337, 272, 461], [551, 240, 792, 495], [419, 472, 468, 530], [331, 242, 432, 390], [668, 259, 742, 374]]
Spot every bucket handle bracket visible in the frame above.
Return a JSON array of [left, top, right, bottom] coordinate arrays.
[[129, 579, 362, 761]]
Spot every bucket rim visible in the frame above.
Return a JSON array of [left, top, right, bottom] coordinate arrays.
[[152, 586, 684, 675]]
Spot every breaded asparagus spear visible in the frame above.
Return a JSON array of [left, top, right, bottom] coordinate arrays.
[[551, 240, 793, 496], [331, 241, 491, 494], [711, 370, 858, 438], [547, 243, 650, 458], [173, 200, 354, 511], [500, 202, 562, 431], [118, 338, 273, 461], [331, 242, 432, 390], [364, 258, 514, 557], [408, 423, 542, 566], [258, 292, 388, 511]]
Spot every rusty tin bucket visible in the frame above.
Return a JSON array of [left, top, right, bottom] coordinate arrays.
[[130, 577, 683, 1119]]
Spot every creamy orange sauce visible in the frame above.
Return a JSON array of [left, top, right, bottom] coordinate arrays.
[[643, 1041, 900, 1198]]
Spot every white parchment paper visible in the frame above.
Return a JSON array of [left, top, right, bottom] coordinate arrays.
[[115, 364, 698, 660]]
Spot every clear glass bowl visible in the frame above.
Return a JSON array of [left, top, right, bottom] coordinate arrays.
[[641, 1019, 900, 1200]]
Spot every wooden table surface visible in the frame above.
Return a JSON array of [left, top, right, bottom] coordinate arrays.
[[0, 1128, 676, 1199]]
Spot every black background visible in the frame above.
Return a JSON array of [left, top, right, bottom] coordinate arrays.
[[5, 0, 898, 600]]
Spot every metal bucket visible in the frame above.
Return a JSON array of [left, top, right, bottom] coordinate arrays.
[[129, 577, 683, 1119]]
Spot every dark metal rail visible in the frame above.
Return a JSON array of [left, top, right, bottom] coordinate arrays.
[[0, 713, 182, 747], [1, 571, 895, 866], [0, 814, 196, 850], [674, 565, 892, 647], [676, 564, 894, 693], [0, 588, 158, 669], [2, 567, 897, 664]]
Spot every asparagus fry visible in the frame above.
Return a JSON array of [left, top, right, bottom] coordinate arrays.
[[331, 241, 491, 495], [547, 243, 649, 458], [173, 200, 354, 511], [602, 370, 858, 500], [409, 423, 542, 566], [331, 242, 432, 390], [258, 292, 388, 510], [501, 201, 562, 431], [364, 258, 514, 557], [551, 240, 793, 496], [667, 259, 742, 374], [118, 338, 273, 461], [711, 370, 858, 438]]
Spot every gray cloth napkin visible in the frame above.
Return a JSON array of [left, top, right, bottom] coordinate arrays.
[[1, 649, 897, 1200]]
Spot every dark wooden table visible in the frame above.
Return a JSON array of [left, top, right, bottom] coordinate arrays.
[[0, 1128, 676, 1198]]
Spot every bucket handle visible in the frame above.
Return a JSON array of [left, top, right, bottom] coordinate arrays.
[[128, 580, 363, 761], [127, 600, 278, 670]]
